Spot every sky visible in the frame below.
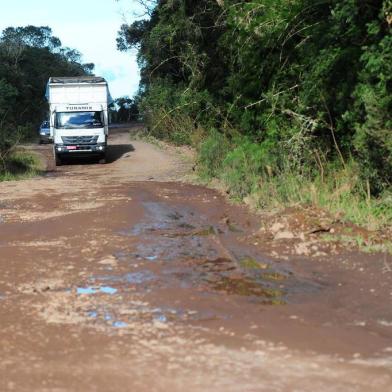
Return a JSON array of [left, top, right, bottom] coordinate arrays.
[[0, 0, 142, 98]]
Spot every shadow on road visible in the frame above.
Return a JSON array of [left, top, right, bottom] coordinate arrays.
[[52, 143, 135, 166], [106, 143, 135, 163]]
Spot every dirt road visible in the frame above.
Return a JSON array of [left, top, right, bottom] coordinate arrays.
[[0, 127, 391, 391]]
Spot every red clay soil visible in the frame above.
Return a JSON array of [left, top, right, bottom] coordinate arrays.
[[0, 127, 391, 392]]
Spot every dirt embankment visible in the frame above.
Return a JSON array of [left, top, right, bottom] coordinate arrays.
[[0, 126, 391, 392]]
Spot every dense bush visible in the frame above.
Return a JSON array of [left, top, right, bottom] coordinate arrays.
[[110, 97, 139, 123], [0, 25, 93, 173], [118, 0, 392, 225], [197, 129, 230, 178]]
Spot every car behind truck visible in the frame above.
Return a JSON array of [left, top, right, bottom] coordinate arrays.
[[46, 76, 112, 166]]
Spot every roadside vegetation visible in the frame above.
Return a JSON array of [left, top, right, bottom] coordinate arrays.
[[0, 25, 94, 180], [109, 97, 139, 123], [0, 151, 41, 182], [118, 0, 392, 230]]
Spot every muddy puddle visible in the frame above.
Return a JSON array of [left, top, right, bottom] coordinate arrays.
[[93, 270, 156, 285], [27, 198, 319, 334], [77, 286, 118, 295], [112, 200, 321, 314]]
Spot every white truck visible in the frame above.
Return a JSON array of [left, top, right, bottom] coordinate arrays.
[[46, 76, 112, 166]]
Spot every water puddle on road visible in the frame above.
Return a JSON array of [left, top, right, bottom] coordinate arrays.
[[92, 270, 156, 285], [119, 202, 213, 237], [44, 198, 321, 332], [212, 277, 285, 304], [133, 237, 219, 262], [112, 321, 128, 328], [85, 308, 129, 328], [113, 200, 321, 310], [145, 256, 158, 261], [184, 257, 288, 304], [154, 314, 167, 323], [82, 303, 224, 330], [77, 286, 118, 295]]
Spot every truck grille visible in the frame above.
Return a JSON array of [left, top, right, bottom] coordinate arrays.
[[61, 136, 98, 145]]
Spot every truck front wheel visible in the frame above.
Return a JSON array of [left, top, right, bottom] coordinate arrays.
[[98, 152, 106, 164], [55, 153, 62, 166]]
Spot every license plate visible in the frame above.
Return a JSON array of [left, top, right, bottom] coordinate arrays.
[[67, 146, 77, 150]]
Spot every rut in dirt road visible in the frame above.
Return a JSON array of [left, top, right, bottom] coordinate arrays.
[[0, 127, 391, 392]]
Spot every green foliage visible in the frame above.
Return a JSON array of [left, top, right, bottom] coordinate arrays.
[[256, 163, 392, 229], [0, 26, 93, 131], [138, 79, 217, 145], [351, 26, 392, 192], [221, 139, 267, 199], [119, 0, 392, 227], [0, 25, 93, 177], [199, 131, 392, 227], [197, 129, 230, 178], [110, 97, 139, 123], [0, 150, 40, 181]]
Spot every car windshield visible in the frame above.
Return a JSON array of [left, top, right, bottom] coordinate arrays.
[[41, 121, 49, 128], [55, 111, 103, 129]]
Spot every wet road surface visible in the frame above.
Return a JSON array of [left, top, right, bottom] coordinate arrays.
[[0, 127, 391, 391]]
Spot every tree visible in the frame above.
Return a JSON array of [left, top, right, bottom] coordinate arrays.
[[118, 0, 392, 192], [0, 25, 95, 170], [110, 97, 139, 123]]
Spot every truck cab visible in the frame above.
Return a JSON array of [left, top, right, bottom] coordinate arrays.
[[46, 77, 112, 166]]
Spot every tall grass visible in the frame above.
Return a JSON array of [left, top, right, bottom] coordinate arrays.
[[0, 152, 41, 182], [145, 108, 194, 146], [139, 103, 391, 230], [197, 131, 392, 230]]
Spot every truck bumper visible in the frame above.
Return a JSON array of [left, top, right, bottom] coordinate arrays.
[[55, 143, 106, 156]]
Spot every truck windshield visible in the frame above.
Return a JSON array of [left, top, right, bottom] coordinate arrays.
[[55, 111, 103, 129]]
